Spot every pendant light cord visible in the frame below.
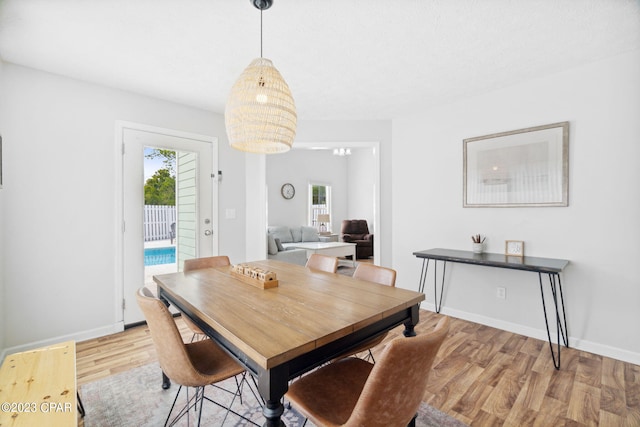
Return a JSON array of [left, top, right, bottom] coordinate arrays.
[[260, 9, 263, 58]]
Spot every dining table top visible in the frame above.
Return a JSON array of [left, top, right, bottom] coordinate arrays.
[[154, 259, 425, 370]]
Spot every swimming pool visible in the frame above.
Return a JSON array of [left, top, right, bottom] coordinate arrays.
[[144, 247, 176, 266]]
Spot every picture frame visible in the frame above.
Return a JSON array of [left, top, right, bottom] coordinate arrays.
[[463, 122, 569, 207], [505, 240, 525, 257]]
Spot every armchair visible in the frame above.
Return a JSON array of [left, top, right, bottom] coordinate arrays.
[[340, 219, 373, 259]]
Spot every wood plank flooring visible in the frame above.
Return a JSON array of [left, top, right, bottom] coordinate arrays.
[[76, 311, 640, 426]]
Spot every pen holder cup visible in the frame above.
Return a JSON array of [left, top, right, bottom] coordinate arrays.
[[472, 243, 484, 254]]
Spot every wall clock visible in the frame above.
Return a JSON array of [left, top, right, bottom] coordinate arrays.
[[281, 183, 295, 200], [505, 240, 524, 257]]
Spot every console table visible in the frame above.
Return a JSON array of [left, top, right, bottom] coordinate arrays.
[[413, 248, 569, 369]]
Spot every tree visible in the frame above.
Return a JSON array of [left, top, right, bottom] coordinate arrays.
[[145, 149, 176, 175], [145, 168, 175, 205], [144, 149, 176, 205]]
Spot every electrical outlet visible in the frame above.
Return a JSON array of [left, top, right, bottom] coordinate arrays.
[[497, 287, 506, 299]]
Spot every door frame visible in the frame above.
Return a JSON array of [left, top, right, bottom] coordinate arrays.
[[114, 120, 219, 326], [292, 141, 380, 266]]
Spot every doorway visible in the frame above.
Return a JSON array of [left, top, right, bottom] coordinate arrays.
[[265, 142, 380, 265], [116, 122, 218, 325]]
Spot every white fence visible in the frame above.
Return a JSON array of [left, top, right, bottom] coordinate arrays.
[[144, 205, 176, 242]]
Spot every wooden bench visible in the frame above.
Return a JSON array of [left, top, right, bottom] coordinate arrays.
[[0, 341, 80, 426]]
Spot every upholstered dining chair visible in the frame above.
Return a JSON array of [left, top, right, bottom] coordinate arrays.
[[136, 287, 257, 427], [181, 256, 231, 341], [305, 254, 338, 273], [334, 263, 397, 362], [353, 263, 396, 287], [286, 316, 450, 427]]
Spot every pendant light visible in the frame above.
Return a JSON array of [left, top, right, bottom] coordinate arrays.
[[225, 0, 297, 154]]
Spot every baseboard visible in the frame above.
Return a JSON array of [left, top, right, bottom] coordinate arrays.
[[420, 302, 640, 366], [1, 322, 124, 363]]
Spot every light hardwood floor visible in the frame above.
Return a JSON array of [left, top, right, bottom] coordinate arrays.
[[76, 310, 640, 426]]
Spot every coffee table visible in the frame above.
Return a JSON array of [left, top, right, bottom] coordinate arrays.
[[289, 241, 357, 266]]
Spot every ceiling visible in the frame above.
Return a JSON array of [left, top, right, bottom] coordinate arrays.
[[0, 0, 639, 120]]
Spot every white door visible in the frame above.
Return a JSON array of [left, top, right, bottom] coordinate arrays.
[[120, 124, 218, 325]]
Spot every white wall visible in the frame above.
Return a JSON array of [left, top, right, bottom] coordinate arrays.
[[392, 50, 640, 364], [347, 148, 376, 233], [295, 121, 392, 265], [266, 149, 349, 232], [0, 59, 5, 352], [0, 64, 248, 352]]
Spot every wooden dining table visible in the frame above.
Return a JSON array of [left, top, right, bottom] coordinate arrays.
[[154, 259, 425, 427]]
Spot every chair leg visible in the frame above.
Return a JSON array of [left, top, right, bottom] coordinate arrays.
[[407, 413, 417, 427], [164, 385, 183, 427], [77, 392, 85, 417], [163, 385, 204, 427], [189, 333, 206, 343], [365, 349, 376, 363], [196, 387, 205, 427], [249, 375, 265, 406], [163, 375, 262, 427]]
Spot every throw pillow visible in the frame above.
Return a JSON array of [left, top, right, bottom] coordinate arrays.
[[290, 227, 302, 242], [301, 226, 320, 242], [267, 234, 278, 255], [267, 225, 293, 243], [275, 238, 285, 252]]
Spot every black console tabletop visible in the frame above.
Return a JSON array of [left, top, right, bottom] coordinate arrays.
[[413, 248, 569, 274]]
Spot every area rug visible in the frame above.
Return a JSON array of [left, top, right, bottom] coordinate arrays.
[[79, 363, 467, 426], [336, 264, 356, 276]]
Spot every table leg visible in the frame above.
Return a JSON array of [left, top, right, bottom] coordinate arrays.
[[162, 372, 171, 389], [418, 258, 429, 293], [433, 260, 446, 313], [403, 305, 420, 337], [549, 274, 569, 347], [257, 365, 288, 427], [263, 400, 285, 427], [416, 258, 445, 313], [538, 273, 569, 369]]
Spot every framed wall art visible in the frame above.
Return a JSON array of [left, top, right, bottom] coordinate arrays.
[[463, 122, 569, 207]]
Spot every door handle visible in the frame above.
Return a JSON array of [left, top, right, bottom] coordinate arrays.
[[204, 230, 213, 236]]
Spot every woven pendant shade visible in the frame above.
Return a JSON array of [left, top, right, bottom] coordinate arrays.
[[225, 57, 297, 154]]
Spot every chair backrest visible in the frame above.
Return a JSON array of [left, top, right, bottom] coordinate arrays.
[[183, 255, 230, 272], [345, 316, 450, 427], [135, 287, 212, 387], [305, 254, 338, 273], [340, 219, 370, 238], [353, 263, 396, 287]]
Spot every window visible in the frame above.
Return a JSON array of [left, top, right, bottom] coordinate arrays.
[[308, 183, 331, 232]]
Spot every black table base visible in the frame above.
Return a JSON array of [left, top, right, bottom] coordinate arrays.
[[415, 248, 569, 369]]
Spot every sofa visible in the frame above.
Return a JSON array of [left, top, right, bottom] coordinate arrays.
[[340, 219, 373, 259], [267, 225, 331, 265]]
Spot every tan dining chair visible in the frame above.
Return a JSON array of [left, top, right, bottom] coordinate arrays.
[[136, 287, 255, 426], [286, 316, 450, 427], [181, 256, 231, 340], [305, 253, 338, 273], [353, 263, 396, 287], [334, 263, 397, 362], [183, 255, 231, 273]]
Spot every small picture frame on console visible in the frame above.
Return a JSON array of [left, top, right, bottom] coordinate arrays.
[[505, 240, 525, 257]]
